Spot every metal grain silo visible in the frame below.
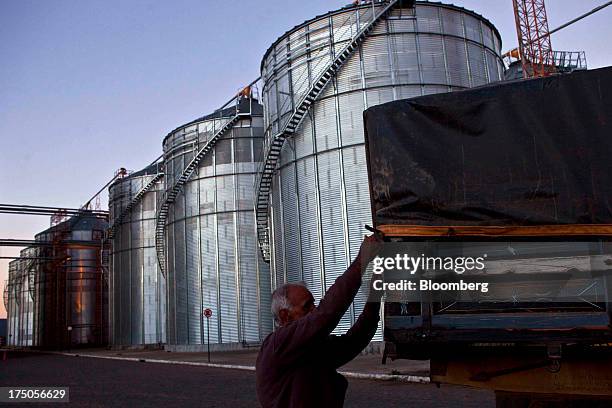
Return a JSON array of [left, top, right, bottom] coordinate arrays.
[[4, 249, 36, 347], [159, 96, 272, 350], [15, 247, 36, 346], [5, 260, 19, 346], [35, 213, 108, 349], [255, 1, 504, 335], [108, 163, 166, 346]]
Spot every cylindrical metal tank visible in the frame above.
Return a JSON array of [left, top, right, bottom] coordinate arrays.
[[163, 98, 272, 349], [16, 247, 35, 346], [4, 249, 36, 347], [5, 260, 19, 346], [261, 1, 504, 334], [35, 213, 108, 349], [109, 163, 166, 346]]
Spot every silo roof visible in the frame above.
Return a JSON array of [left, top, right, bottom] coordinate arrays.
[[128, 162, 163, 178], [162, 99, 264, 145], [109, 162, 164, 194], [36, 213, 108, 237], [260, 0, 503, 72]]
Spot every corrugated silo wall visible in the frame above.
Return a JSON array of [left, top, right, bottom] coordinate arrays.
[[35, 215, 107, 349], [109, 167, 166, 346], [6, 261, 19, 346], [261, 1, 504, 336], [164, 101, 272, 350], [16, 247, 35, 346], [5, 249, 35, 347]]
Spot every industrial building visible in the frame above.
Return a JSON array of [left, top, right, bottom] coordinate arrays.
[[108, 163, 166, 346], [160, 96, 272, 350], [3, 0, 598, 352], [4, 260, 21, 346], [34, 214, 108, 349], [4, 247, 37, 347], [255, 0, 504, 336], [0, 0, 534, 349], [3, 212, 108, 349]]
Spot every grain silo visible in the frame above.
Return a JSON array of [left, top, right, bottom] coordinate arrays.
[[16, 247, 36, 347], [255, 0, 504, 335], [4, 248, 36, 347], [158, 95, 272, 350], [5, 260, 19, 346], [108, 163, 166, 347], [35, 213, 108, 349]]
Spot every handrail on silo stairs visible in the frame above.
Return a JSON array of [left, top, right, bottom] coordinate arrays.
[[106, 168, 164, 241], [26, 255, 39, 301], [9, 250, 40, 304], [154, 83, 260, 278], [2, 280, 9, 310], [254, 0, 405, 262], [14, 269, 24, 307], [100, 161, 164, 286]]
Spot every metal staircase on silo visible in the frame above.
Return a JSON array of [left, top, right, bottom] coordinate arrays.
[[25, 256, 39, 301], [106, 169, 164, 241], [154, 93, 258, 277], [255, 0, 405, 261], [2, 280, 9, 311], [10, 255, 38, 303], [100, 166, 164, 285], [14, 270, 23, 307]]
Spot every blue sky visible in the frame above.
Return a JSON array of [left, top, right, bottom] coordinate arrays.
[[1, 0, 611, 318]]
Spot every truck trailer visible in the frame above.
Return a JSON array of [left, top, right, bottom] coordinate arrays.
[[364, 66, 612, 406]]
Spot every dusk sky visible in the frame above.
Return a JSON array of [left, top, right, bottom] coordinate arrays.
[[2, 0, 611, 318]]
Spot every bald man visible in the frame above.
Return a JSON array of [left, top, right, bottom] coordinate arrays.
[[256, 235, 381, 408]]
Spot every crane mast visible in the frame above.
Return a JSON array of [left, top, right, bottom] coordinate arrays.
[[512, 0, 555, 78]]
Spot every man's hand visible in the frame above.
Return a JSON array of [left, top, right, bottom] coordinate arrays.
[[358, 234, 383, 265], [357, 234, 384, 301]]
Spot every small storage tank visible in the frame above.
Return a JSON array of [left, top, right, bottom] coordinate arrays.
[[35, 213, 108, 349], [260, 1, 504, 335], [109, 163, 166, 346], [162, 97, 272, 349]]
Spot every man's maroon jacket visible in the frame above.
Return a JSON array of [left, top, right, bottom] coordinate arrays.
[[256, 255, 380, 408]]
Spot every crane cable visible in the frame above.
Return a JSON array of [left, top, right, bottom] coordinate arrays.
[[504, 0, 612, 56], [547, 0, 612, 38]]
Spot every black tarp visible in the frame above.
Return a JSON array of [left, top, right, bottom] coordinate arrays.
[[364, 67, 612, 228]]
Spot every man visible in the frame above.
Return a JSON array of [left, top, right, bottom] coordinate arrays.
[[256, 235, 382, 408]]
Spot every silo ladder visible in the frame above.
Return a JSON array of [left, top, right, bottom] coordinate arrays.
[[254, 0, 404, 261], [2, 280, 8, 311], [25, 256, 38, 301], [154, 107, 252, 277], [100, 163, 164, 287], [105, 170, 165, 241]]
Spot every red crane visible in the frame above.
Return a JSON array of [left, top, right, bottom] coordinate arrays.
[[512, 0, 555, 78]]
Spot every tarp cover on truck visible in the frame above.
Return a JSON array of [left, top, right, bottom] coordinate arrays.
[[364, 67, 612, 229]]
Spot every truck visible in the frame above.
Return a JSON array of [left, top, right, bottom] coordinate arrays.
[[364, 66, 612, 407]]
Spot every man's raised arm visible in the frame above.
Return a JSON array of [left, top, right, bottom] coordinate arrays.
[[270, 235, 381, 362]]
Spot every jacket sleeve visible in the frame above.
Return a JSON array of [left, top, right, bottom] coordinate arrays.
[[271, 254, 365, 366], [325, 302, 381, 369]]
